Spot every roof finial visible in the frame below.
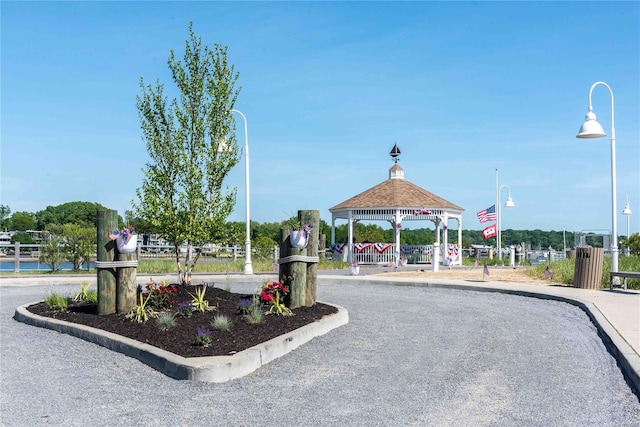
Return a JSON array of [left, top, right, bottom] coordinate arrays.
[[390, 143, 401, 163]]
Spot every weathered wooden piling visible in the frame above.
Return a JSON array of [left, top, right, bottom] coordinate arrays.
[[279, 210, 319, 309], [96, 210, 117, 315], [116, 249, 137, 314]]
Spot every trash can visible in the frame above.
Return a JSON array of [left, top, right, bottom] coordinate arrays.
[[566, 249, 576, 259], [573, 247, 603, 289]]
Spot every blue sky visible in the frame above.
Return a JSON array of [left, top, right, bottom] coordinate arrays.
[[2, 1, 639, 236]]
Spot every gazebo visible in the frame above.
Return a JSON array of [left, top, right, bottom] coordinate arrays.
[[328, 144, 464, 271]]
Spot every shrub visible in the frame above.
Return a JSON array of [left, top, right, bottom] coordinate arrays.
[[126, 292, 156, 323], [85, 290, 98, 303], [188, 285, 215, 312], [142, 280, 178, 310], [156, 312, 176, 331], [72, 282, 91, 302], [194, 326, 212, 347], [246, 303, 264, 325], [175, 301, 193, 318], [44, 292, 69, 311], [211, 314, 232, 332]]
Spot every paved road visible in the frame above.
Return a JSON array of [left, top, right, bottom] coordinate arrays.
[[1, 280, 639, 426]]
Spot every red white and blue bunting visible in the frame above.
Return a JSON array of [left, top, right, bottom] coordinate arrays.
[[329, 243, 346, 253]]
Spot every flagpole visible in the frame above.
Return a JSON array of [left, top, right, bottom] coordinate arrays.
[[496, 168, 500, 260]]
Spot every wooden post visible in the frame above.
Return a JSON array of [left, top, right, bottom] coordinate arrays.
[[288, 222, 307, 310], [301, 210, 319, 307], [319, 234, 327, 260], [116, 249, 137, 314], [14, 241, 20, 273], [97, 210, 117, 315]]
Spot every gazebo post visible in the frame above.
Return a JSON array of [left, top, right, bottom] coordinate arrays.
[[394, 211, 402, 268], [433, 218, 441, 272]]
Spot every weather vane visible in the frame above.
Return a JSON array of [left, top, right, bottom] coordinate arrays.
[[390, 143, 401, 163]]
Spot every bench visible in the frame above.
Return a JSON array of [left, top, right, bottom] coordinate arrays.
[[610, 271, 640, 291]]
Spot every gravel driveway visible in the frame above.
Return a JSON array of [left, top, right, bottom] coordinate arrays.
[[2, 281, 639, 426]]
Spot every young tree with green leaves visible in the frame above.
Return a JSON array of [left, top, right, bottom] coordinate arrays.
[[133, 23, 240, 285], [0, 205, 10, 231], [39, 235, 65, 272], [59, 223, 96, 270]]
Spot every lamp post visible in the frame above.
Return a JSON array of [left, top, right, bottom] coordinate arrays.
[[495, 168, 515, 261], [622, 196, 632, 256], [232, 109, 253, 275], [576, 81, 618, 274]]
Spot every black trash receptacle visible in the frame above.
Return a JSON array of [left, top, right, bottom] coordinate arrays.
[[573, 247, 603, 289]]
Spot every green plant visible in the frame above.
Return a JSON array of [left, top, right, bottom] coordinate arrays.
[[282, 213, 301, 231], [259, 280, 292, 316], [126, 292, 156, 323], [44, 291, 69, 311], [246, 300, 264, 325], [175, 301, 193, 318], [156, 312, 176, 331], [85, 290, 98, 303], [211, 314, 232, 331], [194, 326, 212, 347], [143, 280, 178, 310], [188, 285, 215, 312], [73, 282, 91, 302]]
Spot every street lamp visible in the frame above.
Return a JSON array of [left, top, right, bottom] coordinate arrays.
[[232, 109, 253, 275], [622, 196, 632, 256], [496, 168, 515, 261], [576, 81, 618, 273]]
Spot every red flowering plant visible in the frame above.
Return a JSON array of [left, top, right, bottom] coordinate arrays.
[[141, 279, 178, 310], [259, 280, 292, 316]]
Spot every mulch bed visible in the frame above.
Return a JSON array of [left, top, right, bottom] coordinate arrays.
[[26, 285, 337, 358]]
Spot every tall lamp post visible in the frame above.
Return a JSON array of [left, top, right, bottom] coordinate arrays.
[[576, 81, 618, 274], [496, 168, 515, 261], [233, 109, 253, 275], [622, 196, 632, 256]]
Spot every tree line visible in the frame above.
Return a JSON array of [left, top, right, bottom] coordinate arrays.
[[3, 200, 634, 253]]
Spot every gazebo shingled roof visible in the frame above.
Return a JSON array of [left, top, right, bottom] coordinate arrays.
[[329, 168, 463, 211]]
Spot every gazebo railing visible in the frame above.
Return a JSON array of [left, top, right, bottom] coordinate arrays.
[[329, 243, 461, 266]]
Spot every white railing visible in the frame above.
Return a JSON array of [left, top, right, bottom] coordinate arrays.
[[329, 243, 439, 265]]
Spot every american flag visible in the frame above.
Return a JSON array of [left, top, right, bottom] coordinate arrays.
[[477, 205, 497, 223], [483, 264, 490, 276]]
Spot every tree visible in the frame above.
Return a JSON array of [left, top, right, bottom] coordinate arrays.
[[133, 23, 241, 285], [59, 223, 95, 270], [35, 201, 109, 230], [10, 232, 34, 244], [0, 205, 10, 231], [622, 232, 640, 256], [39, 235, 64, 272], [10, 211, 36, 231]]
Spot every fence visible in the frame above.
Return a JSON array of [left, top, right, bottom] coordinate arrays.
[[328, 243, 454, 265]]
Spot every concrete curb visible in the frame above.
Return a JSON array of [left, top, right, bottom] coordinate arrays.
[[14, 301, 349, 383], [323, 275, 640, 396]]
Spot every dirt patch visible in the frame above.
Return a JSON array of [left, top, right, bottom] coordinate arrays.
[[373, 266, 558, 286]]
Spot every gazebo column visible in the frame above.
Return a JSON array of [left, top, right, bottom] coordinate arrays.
[[347, 211, 354, 264], [330, 215, 336, 245], [433, 217, 441, 272], [394, 210, 402, 267], [443, 213, 449, 265], [457, 217, 463, 266]]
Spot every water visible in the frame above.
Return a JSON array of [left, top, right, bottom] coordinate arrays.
[[0, 261, 96, 272]]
